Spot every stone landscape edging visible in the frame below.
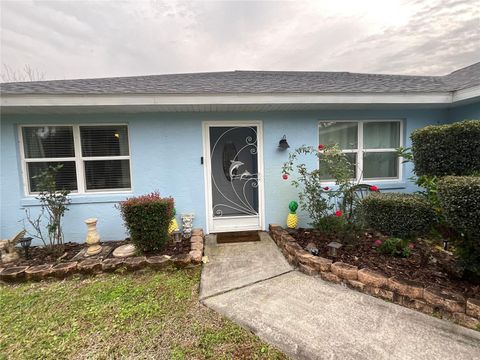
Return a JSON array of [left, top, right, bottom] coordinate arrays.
[[0, 228, 205, 284], [269, 224, 480, 331]]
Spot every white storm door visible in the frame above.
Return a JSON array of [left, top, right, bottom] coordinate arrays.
[[203, 122, 264, 233]]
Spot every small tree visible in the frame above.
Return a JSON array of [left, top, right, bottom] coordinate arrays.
[[281, 144, 355, 230], [23, 165, 71, 252]]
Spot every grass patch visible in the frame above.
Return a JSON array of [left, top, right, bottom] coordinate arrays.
[[0, 268, 287, 359]]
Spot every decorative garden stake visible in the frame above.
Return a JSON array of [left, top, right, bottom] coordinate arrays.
[[443, 239, 449, 251], [172, 230, 182, 244], [327, 241, 343, 257], [85, 218, 102, 256], [181, 213, 195, 239], [286, 200, 299, 229]]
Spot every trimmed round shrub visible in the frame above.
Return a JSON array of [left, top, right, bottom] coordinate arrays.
[[118, 192, 174, 252], [438, 176, 480, 276], [411, 120, 480, 176], [360, 192, 436, 238]]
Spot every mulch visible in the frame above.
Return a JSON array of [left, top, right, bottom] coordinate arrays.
[[6, 238, 192, 267], [292, 228, 479, 298]]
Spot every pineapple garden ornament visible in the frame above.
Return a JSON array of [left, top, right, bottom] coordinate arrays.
[[286, 201, 299, 229], [168, 208, 180, 235]]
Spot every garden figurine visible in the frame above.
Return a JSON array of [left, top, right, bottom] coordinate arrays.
[[0, 230, 25, 263], [168, 208, 180, 235], [286, 201, 299, 229]]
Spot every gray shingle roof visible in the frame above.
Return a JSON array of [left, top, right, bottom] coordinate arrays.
[[1, 62, 479, 95]]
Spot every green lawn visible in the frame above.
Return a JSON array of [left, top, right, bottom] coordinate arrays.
[[0, 267, 287, 360]]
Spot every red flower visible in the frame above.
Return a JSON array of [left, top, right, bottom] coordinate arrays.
[[374, 239, 382, 247], [323, 186, 330, 191], [370, 185, 379, 192], [335, 210, 343, 217], [318, 144, 325, 150], [282, 174, 288, 180]]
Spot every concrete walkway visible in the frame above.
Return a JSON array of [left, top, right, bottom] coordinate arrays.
[[200, 232, 480, 360]]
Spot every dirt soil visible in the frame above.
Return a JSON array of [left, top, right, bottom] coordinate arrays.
[[292, 228, 479, 298], [5, 237, 192, 267]]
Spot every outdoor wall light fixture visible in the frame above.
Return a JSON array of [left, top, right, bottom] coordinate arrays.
[[278, 135, 290, 150]]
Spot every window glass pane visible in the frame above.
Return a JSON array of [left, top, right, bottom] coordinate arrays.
[[363, 152, 399, 179], [27, 161, 77, 192], [320, 153, 357, 180], [319, 122, 358, 149], [364, 122, 400, 149], [22, 126, 74, 158], [85, 160, 131, 190], [80, 126, 129, 157]]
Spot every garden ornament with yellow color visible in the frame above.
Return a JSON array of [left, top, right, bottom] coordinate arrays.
[[168, 208, 180, 234], [286, 200, 299, 229]]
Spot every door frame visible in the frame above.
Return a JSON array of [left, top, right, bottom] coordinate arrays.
[[202, 120, 265, 234]]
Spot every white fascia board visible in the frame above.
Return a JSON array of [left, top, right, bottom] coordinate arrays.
[[452, 84, 480, 103], [0, 92, 455, 107]]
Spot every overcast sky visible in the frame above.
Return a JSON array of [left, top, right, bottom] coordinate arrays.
[[1, 0, 479, 81]]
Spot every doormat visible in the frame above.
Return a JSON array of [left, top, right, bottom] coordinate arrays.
[[216, 231, 260, 244]]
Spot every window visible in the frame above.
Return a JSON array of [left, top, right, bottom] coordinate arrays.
[[318, 120, 402, 181], [20, 125, 131, 194]]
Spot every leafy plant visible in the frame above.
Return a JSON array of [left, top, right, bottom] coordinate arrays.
[[23, 164, 71, 252], [376, 237, 412, 258], [281, 144, 355, 229], [118, 192, 174, 252], [437, 176, 480, 277], [410, 120, 480, 177], [360, 193, 436, 238]]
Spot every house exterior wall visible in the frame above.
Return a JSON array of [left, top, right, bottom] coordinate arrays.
[[448, 102, 480, 122], [0, 108, 457, 243]]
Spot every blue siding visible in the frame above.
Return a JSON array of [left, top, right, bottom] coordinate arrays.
[[0, 108, 457, 243], [448, 102, 480, 122]]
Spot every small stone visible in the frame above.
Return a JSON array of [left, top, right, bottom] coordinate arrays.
[[78, 259, 103, 274], [190, 235, 203, 244], [190, 242, 203, 251], [0, 266, 28, 282], [191, 228, 204, 237], [466, 298, 480, 319], [331, 262, 358, 280], [305, 242, 319, 256], [299, 263, 318, 276], [102, 258, 125, 272], [307, 257, 332, 272], [388, 276, 424, 299], [296, 249, 315, 264], [402, 297, 435, 315], [25, 264, 53, 281], [189, 250, 203, 264], [146, 255, 171, 269], [358, 268, 389, 288], [320, 271, 341, 283], [452, 312, 480, 329], [124, 256, 147, 271], [171, 254, 192, 268], [424, 286, 466, 313], [52, 262, 78, 278], [112, 244, 136, 258], [346, 280, 366, 291], [366, 286, 394, 301]]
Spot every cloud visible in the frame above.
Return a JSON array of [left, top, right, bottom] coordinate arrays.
[[0, 0, 478, 80]]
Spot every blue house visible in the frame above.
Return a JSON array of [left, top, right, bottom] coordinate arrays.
[[1, 63, 479, 243]]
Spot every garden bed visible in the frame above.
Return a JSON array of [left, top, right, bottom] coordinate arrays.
[[0, 229, 205, 283], [270, 224, 480, 331], [293, 228, 478, 298]]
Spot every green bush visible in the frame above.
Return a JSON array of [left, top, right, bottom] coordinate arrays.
[[377, 237, 412, 258], [118, 192, 174, 252], [437, 176, 480, 276], [411, 120, 480, 176], [360, 193, 436, 238]]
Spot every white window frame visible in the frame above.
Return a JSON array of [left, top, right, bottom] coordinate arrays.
[[318, 119, 403, 184], [18, 124, 133, 196]]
